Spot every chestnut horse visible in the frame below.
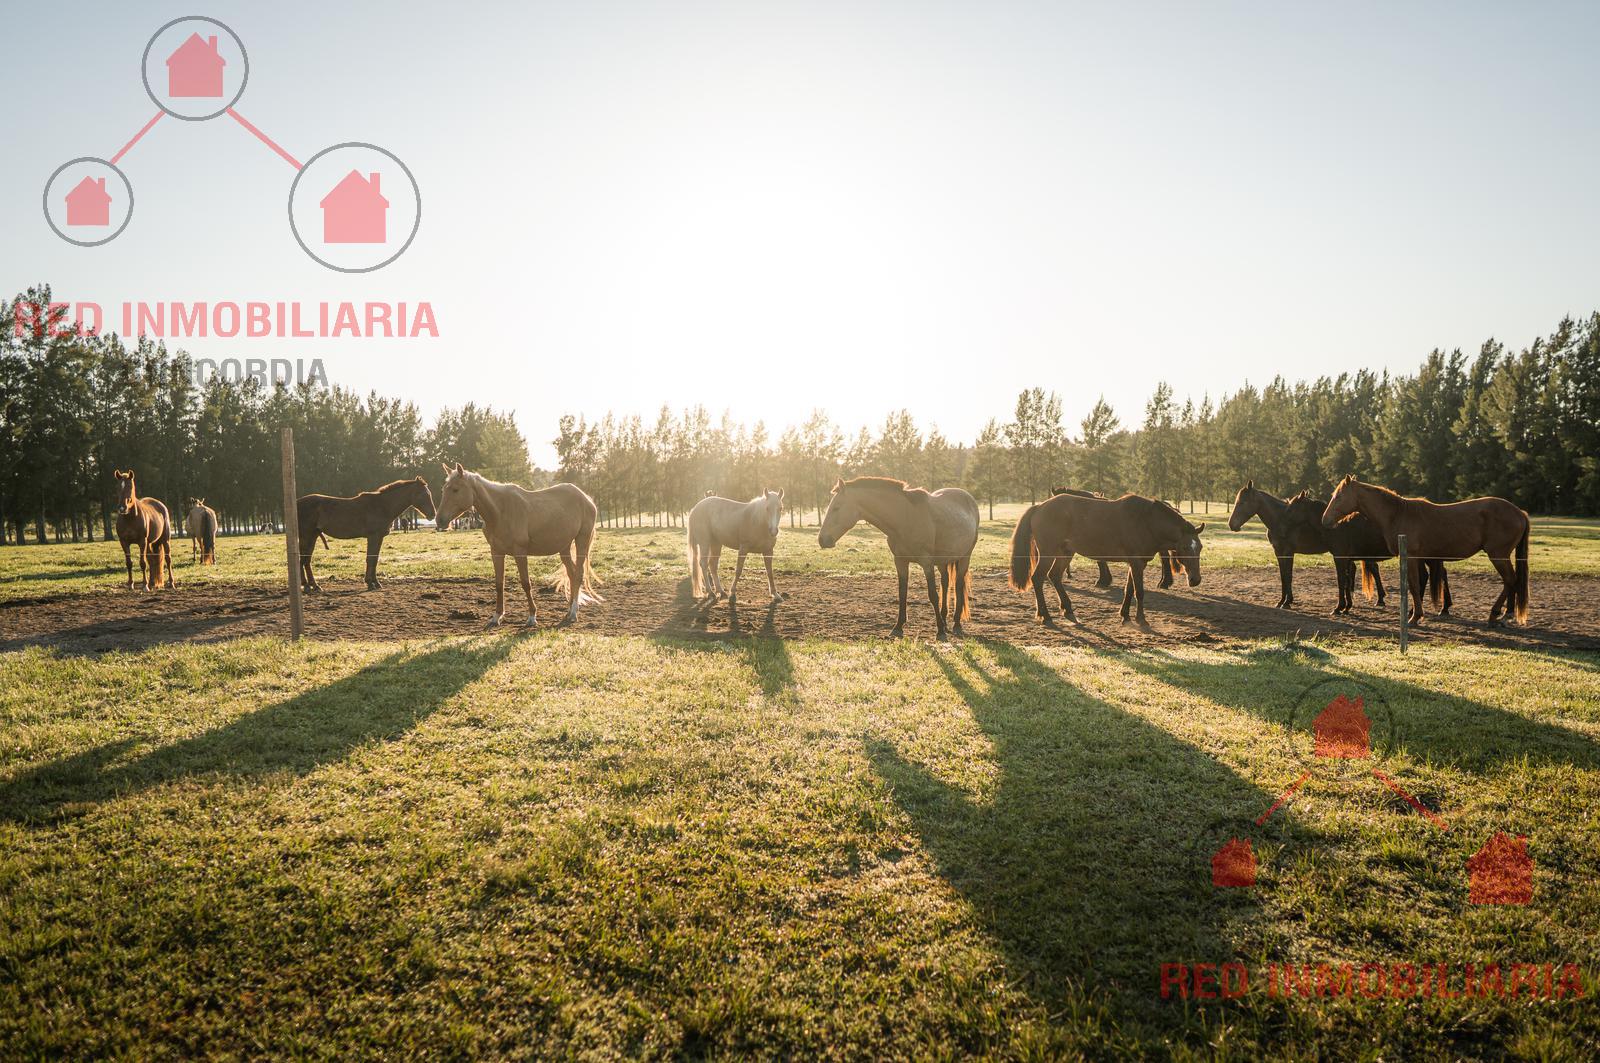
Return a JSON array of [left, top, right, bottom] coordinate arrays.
[[1050, 486, 1179, 589], [188, 499, 218, 565], [687, 488, 785, 605], [113, 470, 175, 591], [435, 463, 602, 629], [1010, 492, 1203, 625], [1277, 493, 1452, 616], [817, 476, 978, 640], [1321, 476, 1528, 625], [297, 477, 436, 591]]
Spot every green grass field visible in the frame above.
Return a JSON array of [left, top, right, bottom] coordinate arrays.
[[2, 633, 1598, 1058], [5, 506, 1599, 603]]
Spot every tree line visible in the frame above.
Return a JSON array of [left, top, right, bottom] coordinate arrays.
[[5, 282, 1598, 545]]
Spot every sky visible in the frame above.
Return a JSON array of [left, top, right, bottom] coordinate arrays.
[[5, 1, 1598, 466]]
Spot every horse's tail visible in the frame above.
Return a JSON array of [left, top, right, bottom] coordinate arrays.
[[1514, 521, 1530, 623], [1360, 559, 1377, 601], [202, 510, 216, 564], [1008, 504, 1038, 592], [1429, 562, 1444, 610], [958, 563, 973, 621], [318, 531, 331, 550], [562, 500, 604, 605], [687, 529, 703, 598]]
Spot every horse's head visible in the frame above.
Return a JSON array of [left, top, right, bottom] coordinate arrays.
[[408, 476, 437, 521], [1168, 521, 1205, 587], [114, 469, 136, 511], [1227, 480, 1258, 532], [1321, 475, 1360, 527], [435, 463, 474, 530], [760, 487, 784, 539], [817, 479, 858, 549]]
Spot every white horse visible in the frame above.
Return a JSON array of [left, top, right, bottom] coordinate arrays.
[[434, 463, 603, 629], [687, 488, 784, 606]]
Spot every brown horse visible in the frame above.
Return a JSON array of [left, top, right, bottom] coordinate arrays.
[[1321, 476, 1528, 625], [1010, 492, 1203, 625], [1050, 486, 1181, 589], [113, 470, 174, 591], [1276, 493, 1452, 616], [817, 476, 978, 640], [434, 463, 603, 629], [297, 477, 436, 591], [188, 499, 218, 565]]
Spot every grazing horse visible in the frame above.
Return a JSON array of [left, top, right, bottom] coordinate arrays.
[[817, 476, 978, 640], [687, 488, 785, 605], [435, 463, 603, 629], [1321, 476, 1528, 625], [113, 470, 175, 591], [1010, 492, 1203, 625], [188, 499, 218, 565], [1049, 486, 1179, 589], [297, 477, 436, 591]]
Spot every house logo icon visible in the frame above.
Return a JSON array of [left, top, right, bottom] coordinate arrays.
[[320, 170, 388, 244], [166, 33, 226, 98], [1467, 832, 1533, 905], [1211, 837, 1256, 888], [1312, 694, 1370, 759], [64, 176, 112, 226]]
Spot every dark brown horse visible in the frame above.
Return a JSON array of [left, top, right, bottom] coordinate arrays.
[[113, 470, 174, 591], [1049, 486, 1180, 589], [1010, 492, 1203, 625], [1322, 477, 1528, 625], [298, 477, 436, 591], [1277, 494, 1451, 616]]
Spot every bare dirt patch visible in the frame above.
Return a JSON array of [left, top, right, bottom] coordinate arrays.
[[2, 567, 1596, 654]]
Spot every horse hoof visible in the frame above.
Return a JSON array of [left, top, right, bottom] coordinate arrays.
[[951, 625, 964, 637], [889, 626, 904, 639], [524, 617, 539, 629], [485, 615, 503, 630], [936, 631, 949, 642]]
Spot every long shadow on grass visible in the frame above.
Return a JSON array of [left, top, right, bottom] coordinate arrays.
[[1107, 646, 1600, 774], [0, 638, 515, 826], [867, 640, 1295, 1022]]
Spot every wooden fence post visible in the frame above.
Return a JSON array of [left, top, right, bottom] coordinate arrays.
[[1397, 533, 1409, 654], [281, 427, 303, 641]]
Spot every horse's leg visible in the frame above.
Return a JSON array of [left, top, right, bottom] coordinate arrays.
[[1096, 560, 1114, 589], [1120, 565, 1135, 622], [1437, 562, 1453, 617], [729, 549, 747, 609], [923, 562, 946, 641], [559, 544, 582, 624], [1030, 550, 1052, 624], [163, 538, 175, 587], [1131, 560, 1149, 625], [122, 540, 134, 590], [937, 562, 950, 629], [514, 554, 537, 627], [763, 552, 780, 599], [1407, 559, 1425, 625], [892, 557, 909, 637], [1047, 557, 1076, 623], [1487, 556, 1515, 625], [953, 557, 971, 635], [365, 533, 384, 589], [1369, 560, 1386, 607], [1275, 547, 1294, 609], [708, 547, 724, 600], [1158, 551, 1174, 590], [137, 540, 150, 591], [486, 551, 506, 629]]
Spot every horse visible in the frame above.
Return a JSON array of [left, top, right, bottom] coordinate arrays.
[[687, 488, 785, 606], [817, 476, 978, 640], [1049, 486, 1180, 589], [188, 499, 218, 565], [113, 470, 175, 591], [1321, 476, 1528, 625], [296, 476, 436, 591], [1275, 494, 1451, 616], [435, 463, 603, 629], [1010, 492, 1203, 625]]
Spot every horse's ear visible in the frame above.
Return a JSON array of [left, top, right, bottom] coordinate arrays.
[[1246, 479, 1253, 489], [441, 462, 452, 476], [453, 462, 464, 475], [778, 487, 785, 500], [1193, 522, 1206, 535], [831, 477, 842, 493]]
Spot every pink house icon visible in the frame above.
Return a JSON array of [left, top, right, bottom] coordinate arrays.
[[320, 171, 389, 243], [167, 33, 225, 98], [65, 176, 112, 226]]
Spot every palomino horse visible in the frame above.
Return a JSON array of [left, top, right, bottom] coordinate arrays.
[[113, 470, 175, 591], [818, 476, 978, 640], [687, 488, 785, 605], [188, 499, 218, 565], [1010, 492, 1203, 625], [435, 463, 603, 628], [1321, 476, 1528, 625], [297, 477, 436, 591]]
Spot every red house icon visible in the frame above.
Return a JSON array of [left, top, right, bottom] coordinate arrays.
[[1467, 832, 1532, 905], [1211, 837, 1256, 888], [166, 33, 226, 98], [320, 171, 389, 244], [1313, 694, 1370, 759], [65, 176, 111, 227]]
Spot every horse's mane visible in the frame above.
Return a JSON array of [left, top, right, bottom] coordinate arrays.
[[365, 476, 427, 498], [838, 476, 931, 502]]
